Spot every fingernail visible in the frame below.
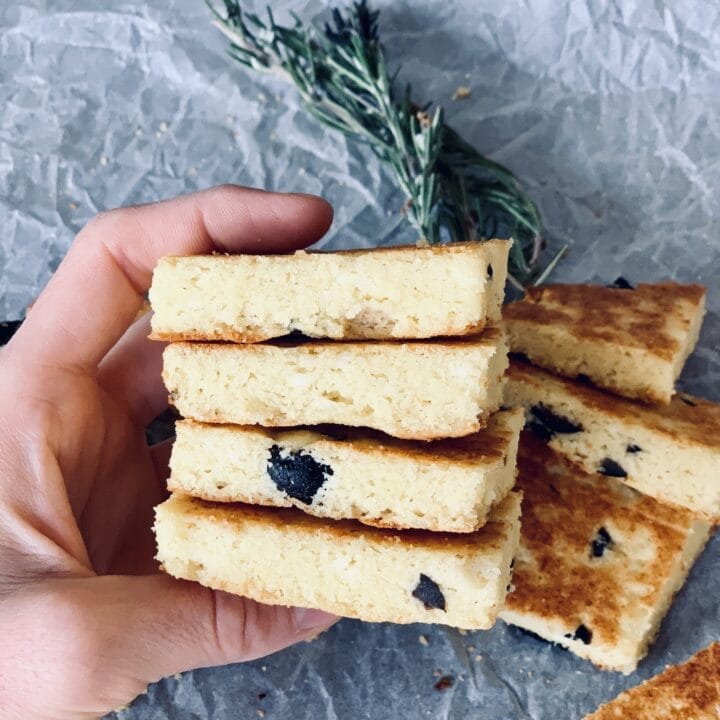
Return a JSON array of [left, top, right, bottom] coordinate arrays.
[[293, 607, 338, 632]]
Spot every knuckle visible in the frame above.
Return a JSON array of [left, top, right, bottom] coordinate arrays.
[[82, 207, 122, 235]]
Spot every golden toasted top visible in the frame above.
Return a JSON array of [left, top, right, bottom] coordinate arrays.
[[505, 432, 703, 647], [165, 325, 504, 354], [504, 282, 705, 361], [180, 411, 520, 467], [239, 408, 522, 466], [164, 492, 519, 553], [508, 359, 720, 449], [316, 238, 510, 257], [161, 239, 510, 262], [585, 642, 720, 719]]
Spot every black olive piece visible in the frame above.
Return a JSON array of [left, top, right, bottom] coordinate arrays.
[[434, 675, 454, 691], [284, 329, 311, 341], [598, 458, 627, 478], [0, 320, 22, 346], [487, 263, 494, 279], [412, 574, 446, 611], [575, 373, 593, 386], [530, 404, 584, 434], [508, 351, 531, 364], [266, 445, 334, 505], [680, 395, 697, 407], [528, 420, 553, 443], [590, 527, 613, 558], [626, 444, 642, 454], [564, 624, 592, 645], [608, 277, 634, 290]]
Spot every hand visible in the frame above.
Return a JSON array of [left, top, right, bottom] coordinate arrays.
[[0, 185, 337, 719]]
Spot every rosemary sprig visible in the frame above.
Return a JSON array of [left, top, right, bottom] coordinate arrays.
[[207, 0, 553, 285]]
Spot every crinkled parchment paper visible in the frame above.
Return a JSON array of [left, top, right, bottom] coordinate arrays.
[[0, 1, 718, 718]]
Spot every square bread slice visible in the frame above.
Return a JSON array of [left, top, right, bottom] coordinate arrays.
[[503, 281, 706, 404], [584, 642, 720, 719], [499, 432, 712, 674], [162, 329, 508, 440], [149, 240, 510, 342], [154, 491, 522, 630], [505, 359, 720, 521], [168, 409, 523, 533]]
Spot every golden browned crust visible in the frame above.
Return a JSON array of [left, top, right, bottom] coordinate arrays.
[[310, 239, 509, 257], [150, 320, 488, 344], [584, 642, 720, 719], [165, 490, 486, 534], [160, 239, 509, 262], [162, 326, 503, 353], [505, 432, 704, 650], [169, 405, 493, 440], [173, 494, 514, 552], [150, 329, 275, 343], [504, 282, 706, 361], [180, 408, 520, 467], [508, 359, 720, 451]]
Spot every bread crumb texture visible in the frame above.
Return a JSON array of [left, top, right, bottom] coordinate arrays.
[[168, 409, 523, 532], [150, 240, 510, 342], [162, 330, 508, 440], [154, 491, 521, 629]]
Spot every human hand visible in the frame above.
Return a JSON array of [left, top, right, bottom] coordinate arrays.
[[0, 185, 337, 719]]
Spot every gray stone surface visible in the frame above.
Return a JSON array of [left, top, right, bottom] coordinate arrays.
[[0, 1, 718, 718]]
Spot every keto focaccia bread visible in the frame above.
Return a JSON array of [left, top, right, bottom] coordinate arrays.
[[500, 433, 712, 674], [584, 642, 720, 719], [163, 329, 508, 440], [503, 281, 706, 404], [154, 491, 522, 630], [168, 409, 523, 533], [505, 359, 720, 521], [149, 240, 510, 342]]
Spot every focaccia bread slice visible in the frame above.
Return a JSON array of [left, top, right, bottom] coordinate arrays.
[[505, 359, 720, 521], [154, 491, 522, 630], [149, 240, 510, 342], [503, 281, 706, 404], [500, 433, 712, 674], [163, 329, 508, 440], [584, 642, 720, 719], [168, 409, 523, 533]]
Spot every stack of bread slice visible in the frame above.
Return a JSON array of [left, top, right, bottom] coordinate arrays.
[[499, 279, 718, 673], [150, 241, 522, 630]]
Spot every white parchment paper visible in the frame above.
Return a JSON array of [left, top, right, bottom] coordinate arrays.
[[0, 1, 718, 718]]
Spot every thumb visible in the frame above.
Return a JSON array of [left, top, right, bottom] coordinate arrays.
[[104, 574, 337, 683], [114, 574, 337, 678], [5, 574, 337, 718]]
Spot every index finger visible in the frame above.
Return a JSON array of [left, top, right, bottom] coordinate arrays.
[[11, 185, 333, 370]]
